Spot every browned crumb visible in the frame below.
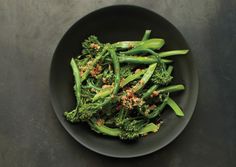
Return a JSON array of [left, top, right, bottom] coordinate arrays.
[[141, 133, 148, 136], [102, 77, 107, 83], [119, 78, 125, 86], [87, 60, 93, 66], [116, 104, 122, 111], [151, 91, 159, 98], [128, 42, 134, 49], [108, 64, 112, 71], [120, 89, 145, 110], [149, 104, 157, 110], [139, 79, 145, 86], [96, 119, 105, 126], [91, 88, 96, 92], [79, 66, 87, 77], [144, 109, 150, 116], [90, 64, 102, 77], [135, 69, 141, 73], [90, 43, 100, 50], [102, 84, 113, 89]]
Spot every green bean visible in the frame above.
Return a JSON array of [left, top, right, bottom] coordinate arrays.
[[70, 58, 81, 105], [139, 123, 160, 135], [159, 50, 189, 58], [120, 69, 146, 87], [109, 47, 120, 95], [132, 63, 157, 93], [142, 30, 151, 41], [157, 84, 185, 94], [167, 97, 184, 116], [81, 45, 108, 82]]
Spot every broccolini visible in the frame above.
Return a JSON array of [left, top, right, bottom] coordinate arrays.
[[65, 30, 188, 140]]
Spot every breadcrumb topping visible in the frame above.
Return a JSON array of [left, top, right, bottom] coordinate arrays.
[[121, 89, 145, 110]]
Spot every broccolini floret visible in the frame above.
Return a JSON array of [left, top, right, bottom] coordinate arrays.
[[82, 35, 103, 56]]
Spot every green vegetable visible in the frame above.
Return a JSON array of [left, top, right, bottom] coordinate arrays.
[[121, 38, 165, 55], [120, 69, 146, 87], [118, 55, 171, 64], [81, 45, 108, 82], [142, 30, 151, 41], [82, 35, 103, 56], [146, 94, 169, 119], [157, 84, 185, 94], [64, 58, 81, 123], [70, 58, 81, 104], [132, 63, 157, 93], [112, 41, 139, 50], [142, 85, 158, 99], [167, 97, 184, 116], [159, 50, 189, 58], [65, 30, 188, 140], [92, 88, 113, 102], [88, 118, 160, 140], [142, 66, 173, 99], [108, 47, 120, 95]]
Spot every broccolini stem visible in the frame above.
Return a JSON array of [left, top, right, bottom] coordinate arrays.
[[132, 63, 157, 93], [139, 123, 160, 135], [142, 85, 158, 99], [107, 56, 172, 64], [109, 47, 120, 95], [89, 120, 121, 136], [84, 79, 101, 90], [157, 84, 185, 94], [167, 97, 184, 116], [119, 56, 157, 64], [146, 97, 169, 119], [119, 56, 171, 64], [142, 65, 174, 99], [70, 58, 81, 105], [112, 41, 139, 50], [159, 50, 189, 58], [162, 59, 173, 63], [92, 88, 113, 102], [120, 69, 146, 87], [81, 45, 108, 82], [121, 39, 165, 55], [167, 65, 174, 74], [142, 30, 151, 41]]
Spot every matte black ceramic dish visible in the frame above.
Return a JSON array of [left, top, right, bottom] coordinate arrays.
[[50, 5, 199, 158]]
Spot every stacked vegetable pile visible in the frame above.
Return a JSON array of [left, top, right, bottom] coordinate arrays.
[[64, 30, 188, 140]]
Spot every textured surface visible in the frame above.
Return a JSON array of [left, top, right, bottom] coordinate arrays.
[[0, 0, 235, 166]]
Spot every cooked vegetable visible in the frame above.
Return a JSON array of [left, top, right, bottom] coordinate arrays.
[[65, 30, 188, 140]]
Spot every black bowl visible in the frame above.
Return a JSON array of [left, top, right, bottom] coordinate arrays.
[[50, 5, 199, 158]]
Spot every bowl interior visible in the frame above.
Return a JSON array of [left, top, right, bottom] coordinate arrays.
[[50, 5, 198, 158]]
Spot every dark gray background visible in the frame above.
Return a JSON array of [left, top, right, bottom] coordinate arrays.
[[0, 0, 235, 167]]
